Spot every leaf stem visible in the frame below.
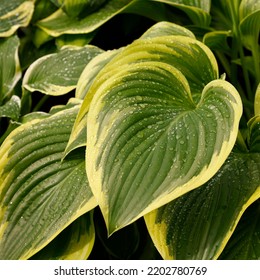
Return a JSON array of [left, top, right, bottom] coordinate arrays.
[[33, 95, 49, 112]]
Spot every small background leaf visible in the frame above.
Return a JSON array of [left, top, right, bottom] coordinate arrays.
[[0, 36, 21, 102], [0, 0, 35, 37], [22, 45, 103, 96], [0, 95, 21, 121], [153, 0, 211, 27], [37, 0, 134, 37]]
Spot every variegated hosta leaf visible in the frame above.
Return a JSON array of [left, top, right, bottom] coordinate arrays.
[[140, 21, 196, 40], [69, 21, 218, 159], [239, 0, 260, 50], [145, 116, 260, 260], [37, 0, 192, 37], [0, 0, 35, 37], [60, 0, 108, 18], [65, 22, 195, 157], [203, 31, 232, 53], [220, 200, 260, 260], [0, 105, 95, 260], [255, 83, 260, 115], [37, 0, 133, 37], [64, 49, 121, 156], [31, 212, 95, 260], [248, 115, 260, 152], [153, 0, 211, 27], [239, 0, 260, 23], [85, 25, 243, 234], [0, 36, 21, 101], [56, 33, 96, 49], [22, 45, 103, 96], [0, 95, 21, 121], [65, 22, 196, 157], [239, 0, 260, 83]]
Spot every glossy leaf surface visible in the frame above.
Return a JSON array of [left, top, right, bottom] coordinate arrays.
[[0, 105, 95, 259], [154, 0, 211, 26], [0, 0, 35, 37], [0, 36, 21, 102], [220, 200, 260, 260], [145, 116, 260, 259], [85, 23, 242, 234], [37, 0, 133, 37], [31, 212, 95, 260], [0, 95, 21, 121], [23, 45, 103, 96]]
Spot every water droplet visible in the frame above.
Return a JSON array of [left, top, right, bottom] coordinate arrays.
[[137, 131, 144, 138]]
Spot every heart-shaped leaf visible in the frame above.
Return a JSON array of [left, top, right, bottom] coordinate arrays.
[[0, 105, 95, 259], [23, 45, 103, 96], [145, 115, 260, 259], [85, 23, 242, 234], [65, 22, 197, 157], [0, 0, 35, 37]]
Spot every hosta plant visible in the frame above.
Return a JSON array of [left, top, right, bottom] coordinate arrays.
[[0, 0, 259, 260]]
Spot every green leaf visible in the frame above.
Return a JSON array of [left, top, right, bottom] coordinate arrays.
[[0, 0, 35, 37], [60, 0, 108, 18], [31, 0, 58, 22], [203, 31, 232, 53], [0, 105, 95, 259], [76, 49, 120, 100], [140, 21, 196, 39], [220, 200, 260, 260], [22, 45, 103, 96], [0, 36, 21, 102], [239, 0, 260, 82], [56, 33, 97, 49], [153, 0, 211, 27], [239, 0, 260, 20], [255, 83, 260, 115], [145, 153, 260, 260], [0, 95, 21, 121], [31, 212, 95, 260], [37, 0, 181, 37], [64, 49, 121, 156], [85, 23, 243, 234], [37, 0, 133, 37], [65, 22, 196, 156], [248, 115, 260, 152], [145, 116, 260, 260], [239, 1, 260, 50]]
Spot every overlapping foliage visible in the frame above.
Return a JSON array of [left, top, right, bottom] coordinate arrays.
[[0, 0, 259, 259]]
